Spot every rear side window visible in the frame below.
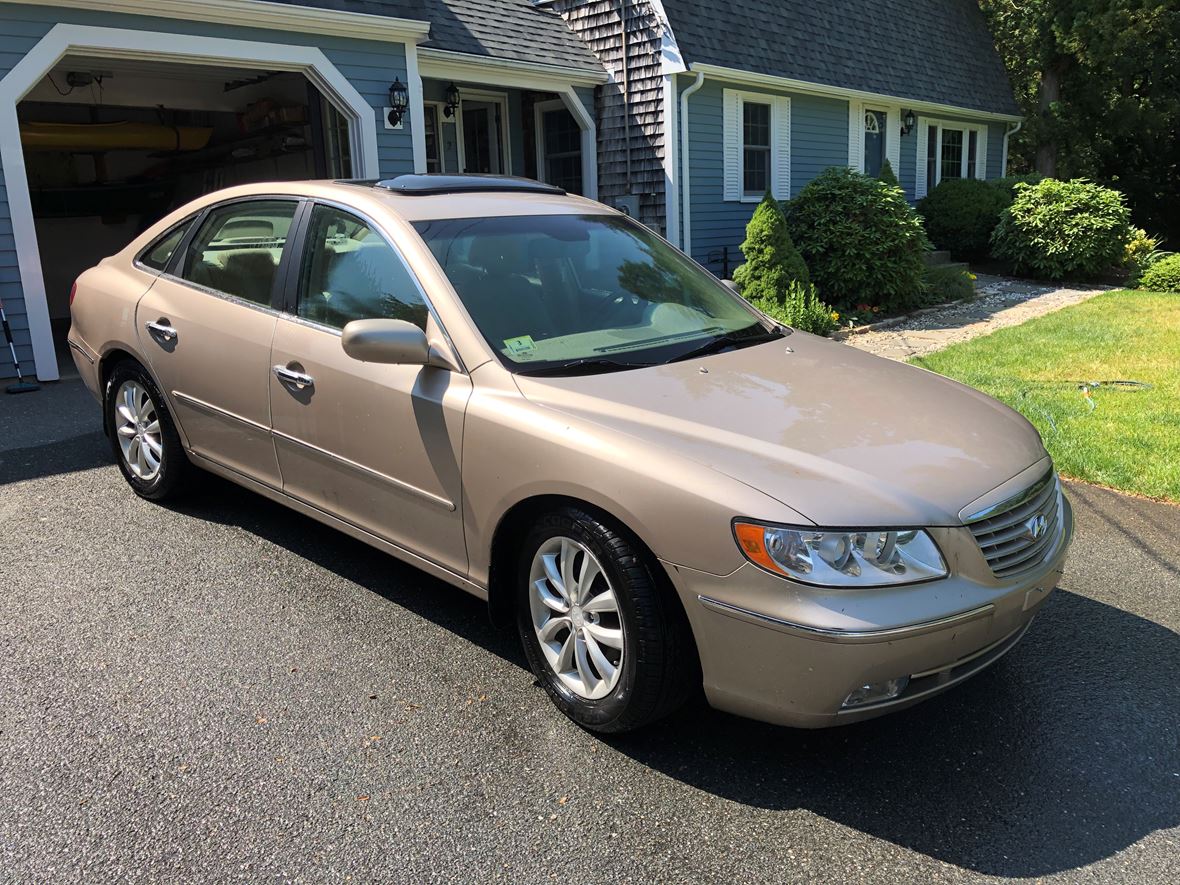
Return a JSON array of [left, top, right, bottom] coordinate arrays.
[[296, 204, 429, 331], [179, 200, 298, 306], [139, 220, 192, 271]]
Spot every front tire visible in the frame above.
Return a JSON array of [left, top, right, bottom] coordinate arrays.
[[516, 506, 697, 733], [104, 360, 191, 501]]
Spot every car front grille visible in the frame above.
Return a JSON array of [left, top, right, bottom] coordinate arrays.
[[966, 472, 1063, 579]]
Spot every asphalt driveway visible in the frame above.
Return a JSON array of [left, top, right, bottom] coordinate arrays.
[[1, 380, 1177, 883]]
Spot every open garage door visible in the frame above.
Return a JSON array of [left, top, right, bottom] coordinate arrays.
[[17, 55, 355, 370]]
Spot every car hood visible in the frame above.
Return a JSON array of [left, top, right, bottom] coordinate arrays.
[[513, 333, 1048, 527]]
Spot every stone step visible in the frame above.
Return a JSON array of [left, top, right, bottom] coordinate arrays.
[[930, 261, 972, 275], [923, 250, 955, 266]]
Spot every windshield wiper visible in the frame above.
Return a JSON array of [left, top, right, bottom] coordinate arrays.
[[668, 325, 785, 363], [516, 357, 656, 377]]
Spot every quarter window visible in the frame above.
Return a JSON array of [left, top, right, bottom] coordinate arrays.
[[139, 219, 193, 272], [179, 200, 297, 306], [742, 101, 772, 196], [296, 204, 429, 331]]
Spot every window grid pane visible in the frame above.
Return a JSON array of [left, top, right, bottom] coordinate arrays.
[[742, 101, 772, 195], [941, 129, 965, 180]]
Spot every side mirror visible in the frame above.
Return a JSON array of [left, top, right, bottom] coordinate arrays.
[[341, 318, 429, 365], [722, 279, 740, 294]]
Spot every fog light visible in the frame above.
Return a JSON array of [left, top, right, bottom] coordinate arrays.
[[841, 676, 910, 709]]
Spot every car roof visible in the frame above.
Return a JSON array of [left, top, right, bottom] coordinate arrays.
[[186, 176, 614, 223]]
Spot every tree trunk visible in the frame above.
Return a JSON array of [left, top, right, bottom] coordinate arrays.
[[1036, 63, 1062, 177]]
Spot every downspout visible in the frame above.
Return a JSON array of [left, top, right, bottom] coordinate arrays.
[[678, 70, 704, 254], [1002, 120, 1022, 176]]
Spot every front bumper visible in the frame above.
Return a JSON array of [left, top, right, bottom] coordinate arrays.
[[663, 495, 1074, 728]]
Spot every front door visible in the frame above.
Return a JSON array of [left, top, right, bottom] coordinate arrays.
[[137, 198, 299, 486], [269, 202, 471, 574], [864, 109, 887, 177], [461, 97, 506, 174]]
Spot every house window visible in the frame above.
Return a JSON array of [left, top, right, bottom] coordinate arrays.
[[921, 119, 988, 194], [742, 101, 771, 196], [534, 100, 584, 195], [724, 89, 790, 202]]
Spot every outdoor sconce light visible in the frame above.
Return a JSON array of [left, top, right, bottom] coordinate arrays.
[[444, 82, 461, 119], [386, 78, 409, 127], [901, 109, 917, 136]]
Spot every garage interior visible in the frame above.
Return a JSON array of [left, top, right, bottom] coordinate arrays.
[[17, 55, 355, 365]]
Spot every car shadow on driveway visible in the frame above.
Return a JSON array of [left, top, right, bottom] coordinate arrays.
[[166, 472, 1177, 880]]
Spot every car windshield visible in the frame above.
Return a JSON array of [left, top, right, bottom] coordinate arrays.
[[412, 213, 777, 374]]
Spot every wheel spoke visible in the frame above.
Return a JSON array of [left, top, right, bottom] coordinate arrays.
[[142, 442, 161, 471], [560, 539, 579, 603], [538, 615, 571, 644], [535, 579, 569, 613], [144, 419, 160, 435], [573, 634, 596, 692], [577, 553, 601, 599], [136, 444, 150, 477], [555, 631, 576, 672], [126, 437, 141, 471], [142, 435, 163, 458], [137, 394, 154, 421], [583, 629, 616, 684], [541, 553, 568, 602], [123, 385, 137, 418], [583, 621, 624, 649], [117, 424, 137, 438], [117, 404, 136, 426], [582, 588, 618, 615]]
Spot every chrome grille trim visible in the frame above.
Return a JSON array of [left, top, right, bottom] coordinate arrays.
[[966, 471, 1064, 578]]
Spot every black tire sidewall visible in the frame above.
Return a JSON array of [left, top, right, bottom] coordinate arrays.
[[516, 509, 652, 732], [104, 361, 186, 501]]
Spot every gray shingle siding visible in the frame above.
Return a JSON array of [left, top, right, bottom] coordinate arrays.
[[661, 0, 1019, 117], [552, 0, 667, 233]]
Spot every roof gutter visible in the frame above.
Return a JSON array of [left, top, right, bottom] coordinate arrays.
[[678, 71, 705, 254]]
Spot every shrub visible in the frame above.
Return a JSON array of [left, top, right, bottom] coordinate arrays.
[[1139, 253, 1180, 293], [786, 167, 929, 313], [878, 158, 900, 188], [747, 280, 838, 336], [990, 178, 1133, 280], [732, 192, 809, 305], [923, 264, 976, 304], [989, 173, 1045, 201], [1123, 229, 1172, 285], [918, 178, 1009, 260]]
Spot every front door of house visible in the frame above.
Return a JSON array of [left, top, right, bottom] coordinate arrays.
[[461, 97, 506, 174], [864, 109, 887, 177]]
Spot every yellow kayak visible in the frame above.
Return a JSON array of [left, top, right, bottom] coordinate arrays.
[[20, 121, 213, 152]]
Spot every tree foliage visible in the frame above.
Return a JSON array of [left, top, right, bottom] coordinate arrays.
[[732, 192, 810, 303], [979, 0, 1180, 241]]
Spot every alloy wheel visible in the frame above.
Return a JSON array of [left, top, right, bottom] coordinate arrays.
[[113, 380, 163, 481], [528, 536, 625, 700]]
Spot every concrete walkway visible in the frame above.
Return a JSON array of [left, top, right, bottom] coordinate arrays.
[[841, 274, 1111, 360]]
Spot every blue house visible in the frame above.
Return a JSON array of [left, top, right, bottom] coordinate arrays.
[[0, 0, 1017, 381]]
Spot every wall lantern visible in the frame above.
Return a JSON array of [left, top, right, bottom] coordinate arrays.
[[444, 82, 461, 119], [901, 109, 917, 136], [386, 77, 409, 127]]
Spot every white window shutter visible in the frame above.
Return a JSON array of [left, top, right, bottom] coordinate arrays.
[[773, 95, 791, 199], [915, 119, 929, 199], [885, 107, 901, 174], [723, 89, 741, 202], [976, 126, 989, 180], [847, 100, 863, 171]]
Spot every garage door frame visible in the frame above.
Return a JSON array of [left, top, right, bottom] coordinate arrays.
[[0, 23, 383, 381]]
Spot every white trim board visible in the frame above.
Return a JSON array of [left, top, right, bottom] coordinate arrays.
[[0, 0, 431, 42], [454, 89, 512, 176], [691, 62, 1021, 124], [419, 48, 608, 88], [0, 23, 383, 381]]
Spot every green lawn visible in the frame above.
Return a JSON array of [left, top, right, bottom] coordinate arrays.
[[912, 290, 1180, 502]]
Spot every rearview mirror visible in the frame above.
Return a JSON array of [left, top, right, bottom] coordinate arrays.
[[341, 318, 429, 365]]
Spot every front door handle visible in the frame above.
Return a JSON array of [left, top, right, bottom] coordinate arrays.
[[144, 320, 178, 342], [273, 364, 314, 390]]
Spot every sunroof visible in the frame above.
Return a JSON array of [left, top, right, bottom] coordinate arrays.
[[372, 174, 566, 197]]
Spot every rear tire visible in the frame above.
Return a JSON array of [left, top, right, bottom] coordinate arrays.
[[104, 360, 191, 501], [516, 506, 697, 734]]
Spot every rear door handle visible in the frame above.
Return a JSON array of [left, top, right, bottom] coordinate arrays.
[[144, 320, 178, 342], [273, 364, 314, 390]]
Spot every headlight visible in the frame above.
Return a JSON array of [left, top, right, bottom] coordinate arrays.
[[733, 521, 947, 587]]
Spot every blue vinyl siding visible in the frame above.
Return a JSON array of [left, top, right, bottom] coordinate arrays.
[[680, 76, 848, 268], [0, 2, 416, 377]]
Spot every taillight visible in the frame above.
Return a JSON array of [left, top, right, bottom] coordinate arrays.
[[68, 281, 78, 307]]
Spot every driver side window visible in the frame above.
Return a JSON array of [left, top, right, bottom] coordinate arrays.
[[296, 204, 428, 331]]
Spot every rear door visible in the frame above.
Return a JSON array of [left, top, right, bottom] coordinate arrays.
[[137, 197, 301, 486], [268, 201, 471, 575]]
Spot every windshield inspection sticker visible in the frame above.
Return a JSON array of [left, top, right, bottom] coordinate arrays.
[[503, 335, 537, 357]]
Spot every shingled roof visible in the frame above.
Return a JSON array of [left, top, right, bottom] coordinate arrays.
[[661, 0, 1020, 117], [265, 0, 604, 73]]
